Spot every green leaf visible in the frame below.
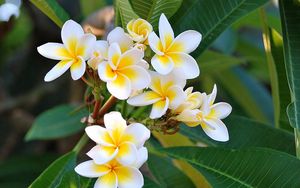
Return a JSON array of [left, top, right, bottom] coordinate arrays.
[[29, 0, 70, 28], [161, 147, 300, 187], [147, 153, 195, 188], [25, 105, 88, 141], [116, 0, 139, 28], [130, 0, 182, 29], [29, 152, 78, 188], [269, 28, 292, 130], [279, 0, 300, 130], [144, 176, 161, 188], [197, 50, 246, 74], [180, 115, 295, 155], [171, 0, 269, 57], [214, 67, 273, 124]]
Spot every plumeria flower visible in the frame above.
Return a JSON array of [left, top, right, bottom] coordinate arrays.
[[107, 27, 133, 52], [75, 147, 147, 188], [37, 20, 96, 81], [176, 85, 232, 141], [148, 13, 201, 79], [128, 71, 186, 119], [85, 111, 150, 166], [98, 43, 151, 100], [127, 18, 153, 44], [0, 0, 21, 22], [87, 40, 108, 70], [173, 87, 202, 114]]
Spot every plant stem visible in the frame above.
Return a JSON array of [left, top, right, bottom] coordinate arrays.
[[81, 77, 93, 87], [295, 129, 300, 158], [92, 100, 101, 119], [73, 133, 89, 154], [98, 95, 117, 117]]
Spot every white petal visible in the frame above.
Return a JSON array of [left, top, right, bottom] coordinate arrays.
[[123, 123, 150, 148], [44, 60, 73, 82], [61, 20, 84, 49], [85, 126, 114, 146], [134, 147, 148, 169], [127, 91, 162, 106], [138, 59, 149, 69], [108, 43, 122, 69], [107, 27, 133, 52], [116, 142, 138, 166], [208, 84, 217, 105], [104, 111, 127, 131], [159, 13, 174, 49], [119, 65, 150, 90], [211, 102, 232, 119], [148, 32, 164, 55], [169, 30, 202, 53], [160, 70, 186, 89], [169, 52, 199, 79], [166, 85, 186, 110], [176, 109, 201, 127], [107, 74, 132, 100], [150, 98, 169, 119], [118, 48, 144, 68], [6, 0, 21, 7], [70, 56, 86, 80], [94, 172, 118, 188], [94, 40, 109, 58], [88, 57, 104, 70], [98, 61, 117, 82], [0, 3, 19, 22], [116, 166, 144, 188], [77, 33, 97, 60], [37, 43, 71, 60], [75, 160, 110, 178], [151, 54, 174, 75], [202, 118, 229, 142], [87, 145, 119, 165]]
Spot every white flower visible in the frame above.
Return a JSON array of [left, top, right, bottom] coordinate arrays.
[[127, 71, 186, 119], [85, 111, 150, 166], [127, 18, 153, 44], [148, 13, 202, 79], [98, 43, 151, 100], [75, 150, 147, 188], [107, 27, 133, 52], [87, 40, 108, 70], [176, 85, 232, 142], [0, 0, 21, 22], [37, 20, 96, 82], [173, 87, 202, 114]]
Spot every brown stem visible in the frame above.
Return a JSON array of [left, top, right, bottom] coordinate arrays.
[[81, 77, 93, 87], [98, 95, 117, 117], [92, 100, 101, 119]]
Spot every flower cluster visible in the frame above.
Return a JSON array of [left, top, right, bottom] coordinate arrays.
[[37, 13, 232, 188], [75, 112, 150, 188]]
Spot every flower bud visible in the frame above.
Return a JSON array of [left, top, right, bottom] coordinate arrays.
[[127, 18, 153, 44]]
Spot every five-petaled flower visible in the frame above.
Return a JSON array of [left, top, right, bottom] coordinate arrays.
[[148, 13, 202, 79], [75, 152, 147, 188], [37, 20, 96, 81], [128, 71, 186, 119], [87, 40, 108, 70], [85, 111, 150, 165], [98, 43, 151, 100], [176, 85, 232, 141]]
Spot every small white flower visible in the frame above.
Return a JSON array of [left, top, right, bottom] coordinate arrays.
[[98, 43, 151, 100], [0, 0, 21, 22], [85, 111, 150, 166], [128, 71, 186, 119], [107, 27, 133, 52], [75, 155, 146, 188], [176, 85, 232, 142], [127, 18, 153, 44], [87, 40, 108, 70], [173, 87, 203, 114], [37, 20, 96, 82], [148, 13, 202, 79]]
